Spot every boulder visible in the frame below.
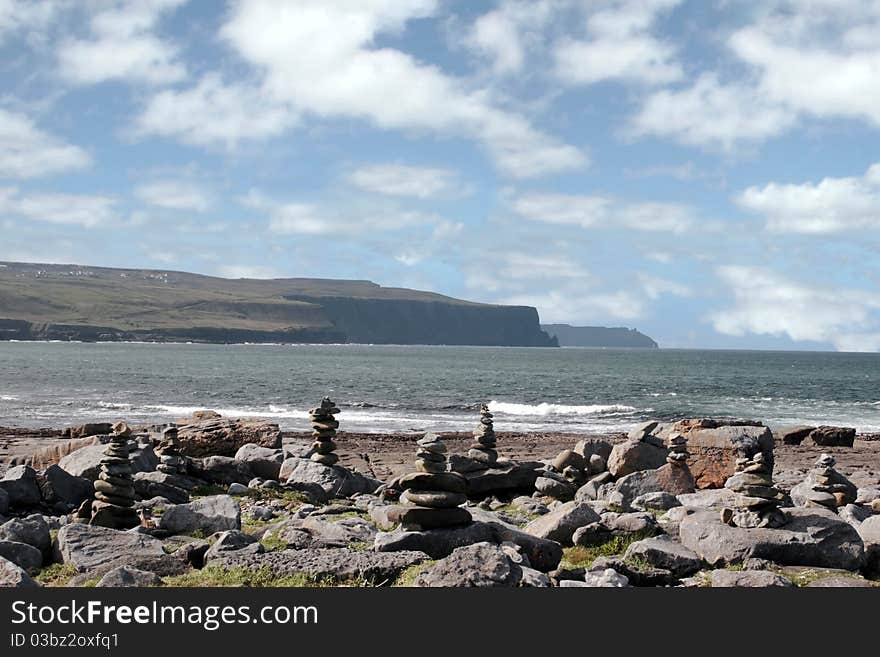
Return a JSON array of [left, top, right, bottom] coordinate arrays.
[[96, 566, 163, 587], [233, 444, 284, 480], [575, 472, 613, 502], [177, 418, 282, 457], [520, 566, 552, 587], [710, 570, 794, 587], [838, 504, 873, 528], [374, 522, 495, 560], [581, 568, 630, 587], [632, 491, 681, 512], [858, 515, 880, 575], [0, 465, 42, 507], [679, 507, 865, 571], [0, 515, 50, 557], [0, 556, 40, 587], [468, 509, 563, 571], [132, 471, 190, 504], [39, 465, 93, 508], [599, 463, 694, 510], [58, 444, 157, 481], [534, 475, 576, 501], [572, 512, 659, 548], [214, 547, 428, 584], [776, 426, 816, 446], [203, 530, 262, 562], [622, 536, 702, 579], [804, 426, 856, 448], [56, 524, 165, 573], [158, 495, 241, 535], [416, 542, 522, 587], [282, 458, 381, 498], [66, 423, 113, 439], [460, 461, 542, 497], [0, 541, 42, 573], [573, 438, 614, 466], [606, 439, 668, 478], [675, 423, 774, 489], [188, 456, 253, 486], [524, 501, 601, 546], [676, 488, 738, 509]]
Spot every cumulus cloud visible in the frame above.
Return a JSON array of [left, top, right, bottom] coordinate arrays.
[[464, 0, 555, 75], [511, 192, 695, 232], [737, 163, 880, 234], [138, 0, 584, 177], [58, 0, 187, 85], [712, 265, 880, 352], [349, 164, 463, 199], [0, 187, 116, 227], [0, 108, 91, 178], [135, 180, 211, 212]]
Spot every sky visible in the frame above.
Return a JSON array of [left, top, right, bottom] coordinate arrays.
[[2, 0, 880, 351]]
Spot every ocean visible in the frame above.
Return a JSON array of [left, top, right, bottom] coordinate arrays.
[[0, 342, 878, 434]]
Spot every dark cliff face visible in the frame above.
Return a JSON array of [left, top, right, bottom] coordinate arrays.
[[542, 324, 658, 348], [287, 296, 558, 346]]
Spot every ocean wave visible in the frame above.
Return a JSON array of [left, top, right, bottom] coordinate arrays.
[[0, 395, 18, 401], [488, 401, 638, 417], [145, 404, 311, 420]]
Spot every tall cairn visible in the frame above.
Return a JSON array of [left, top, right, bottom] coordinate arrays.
[[388, 433, 472, 530], [721, 448, 786, 529], [468, 403, 498, 465], [310, 397, 340, 466], [665, 433, 689, 467], [156, 426, 186, 475], [90, 422, 139, 529]]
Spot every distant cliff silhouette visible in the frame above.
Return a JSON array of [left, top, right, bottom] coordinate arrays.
[[542, 324, 658, 348]]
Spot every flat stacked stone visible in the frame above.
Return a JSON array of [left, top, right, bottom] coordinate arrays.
[[721, 449, 786, 529], [467, 403, 498, 465], [800, 454, 854, 510], [666, 433, 689, 467], [309, 397, 340, 466], [388, 433, 471, 530], [156, 426, 186, 475], [90, 422, 139, 529]]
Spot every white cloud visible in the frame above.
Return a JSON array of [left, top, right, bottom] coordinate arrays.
[[58, 0, 187, 85], [712, 265, 880, 352], [553, 0, 683, 86], [737, 163, 880, 234], [138, 0, 584, 177], [135, 180, 211, 212], [136, 74, 296, 148], [465, 0, 555, 75], [0, 0, 62, 43], [638, 273, 691, 300], [511, 192, 695, 232], [216, 264, 283, 279], [0, 187, 116, 227], [349, 164, 462, 199], [0, 108, 91, 178], [631, 74, 797, 150], [503, 289, 646, 322]]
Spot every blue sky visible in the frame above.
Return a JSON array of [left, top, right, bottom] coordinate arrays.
[[2, 1, 880, 351]]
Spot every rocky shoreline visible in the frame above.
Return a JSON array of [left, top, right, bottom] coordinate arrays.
[[0, 410, 878, 588]]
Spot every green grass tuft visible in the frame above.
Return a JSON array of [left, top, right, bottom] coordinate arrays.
[[35, 563, 79, 587], [391, 561, 435, 587], [162, 566, 369, 588], [561, 530, 656, 569]]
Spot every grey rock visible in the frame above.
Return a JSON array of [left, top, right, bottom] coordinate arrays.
[[600, 464, 694, 510], [0, 515, 51, 557], [234, 444, 285, 480], [132, 471, 189, 504], [775, 425, 815, 446], [606, 440, 668, 478], [459, 461, 542, 497], [680, 507, 865, 571], [375, 522, 496, 560], [676, 488, 738, 509], [804, 426, 856, 448], [0, 465, 42, 507], [519, 566, 552, 587], [805, 576, 877, 587], [628, 421, 660, 441], [215, 547, 428, 584], [534, 476, 576, 501], [838, 504, 873, 528], [56, 523, 165, 573], [188, 456, 253, 485], [227, 483, 249, 495], [468, 508, 563, 571], [0, 540, 43, 573], [583, 568, 630, 587], [575, 472, 614, 502], [856, 488, 880, 505], [858, 515, 880, 575], [96, 565, 163, 587], [633, 491, 681, 512], [0, 556, 40, 587], [416, 542, 522, 587], [203, 530, 261, 562], [524, 501, 601, 546], [158, 495, 241, 535], [58, 444, 156, 481], [623, 536, 702, 578], [657, 506, 695, 537], [40, 465, 93, 508], [710, 569, 794, 587], [281, 458, 381, 498]]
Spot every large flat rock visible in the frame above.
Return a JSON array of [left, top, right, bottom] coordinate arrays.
[[56, 524, 166, 573], [679, 507, 865, 571]]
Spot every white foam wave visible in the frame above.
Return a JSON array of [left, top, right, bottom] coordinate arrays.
[[0, 395, 17, 401], [146, 404, 311, 420], [488, 401, 637, 417]]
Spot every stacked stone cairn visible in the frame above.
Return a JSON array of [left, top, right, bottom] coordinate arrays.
[[90, 422, 139, 529], [796, 453, 857, 510], [721, 448, 786, 529], [665, 433, 689, 467], [156, 426, 186, 475], [468, 403, 498, 466], [388, 433, 471, 530], [309, 397, 340, 466]]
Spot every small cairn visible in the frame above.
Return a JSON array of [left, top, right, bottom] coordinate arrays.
[[793, 453, 857, 510], [388, 433, 471, 530], [665, 433, 689, 467], [468, 403, 498, 466], [156, 426, 186, 475], [309, 397, 340, 466], [90, 422, 139, 529], [721, 448, 786, 529]]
